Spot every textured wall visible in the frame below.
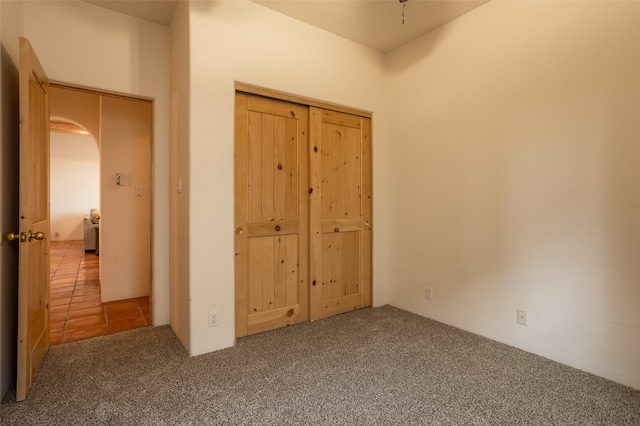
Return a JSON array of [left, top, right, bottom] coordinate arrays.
[[387, 1, 640, 389]]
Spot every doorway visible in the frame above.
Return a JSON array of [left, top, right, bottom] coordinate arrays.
[[48, 83, 153, 344]]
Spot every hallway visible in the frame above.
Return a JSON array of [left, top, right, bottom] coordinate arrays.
[[49, 241, 150, 345]]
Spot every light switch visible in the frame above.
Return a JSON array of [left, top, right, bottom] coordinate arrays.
[[135, 186, 143, 197]]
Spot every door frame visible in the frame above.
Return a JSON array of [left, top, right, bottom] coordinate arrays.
[[235, 83, 372, 120], [49, 81, 155, 320]]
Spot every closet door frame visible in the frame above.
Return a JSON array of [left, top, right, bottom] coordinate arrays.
[[235, 84, 371, 120], [234, 83, 373, 337]]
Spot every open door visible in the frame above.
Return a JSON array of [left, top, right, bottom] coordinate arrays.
[[15, 37, 50, 401]]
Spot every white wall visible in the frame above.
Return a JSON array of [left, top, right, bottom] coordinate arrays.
[[20, 0, 170, 325], [50, 132, 99, 241], [0, 0, 23, 400], [386, 1, 640, 389], [185, 0, 391, 355]]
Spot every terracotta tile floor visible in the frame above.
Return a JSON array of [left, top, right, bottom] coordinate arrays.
[[50, 240, 150, 345]]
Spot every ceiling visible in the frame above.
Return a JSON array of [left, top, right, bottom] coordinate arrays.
[[82, 0, 489, 53], [83, 0, 179, 26], [254, 0, 489, 53]]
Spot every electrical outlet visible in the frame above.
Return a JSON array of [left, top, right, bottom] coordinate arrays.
[[517, 309, 528, 326], [425, 287, 433, 300], [208, 311, 219, 327]]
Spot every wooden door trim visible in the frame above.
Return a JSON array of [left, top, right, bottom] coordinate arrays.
[[361, 118, 373, 307], [50, 81, 154, 103], [234, 93, 249, 337], [235, 82, 372, 119]]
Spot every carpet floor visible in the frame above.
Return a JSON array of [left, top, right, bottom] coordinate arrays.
[[2, 305, 639, 425]]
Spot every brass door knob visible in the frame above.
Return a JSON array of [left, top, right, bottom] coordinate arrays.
[[235, 227, 244, 235], [29, 231, 45, 241], [6, 232, 20, 242]]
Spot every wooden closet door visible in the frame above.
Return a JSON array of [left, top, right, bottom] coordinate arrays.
[[309, 107, 372, 320], [235, 94, 309, 337]]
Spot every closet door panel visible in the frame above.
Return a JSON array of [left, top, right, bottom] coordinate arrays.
[[235, 94, 309, 337], [310, 107, 372, 320]]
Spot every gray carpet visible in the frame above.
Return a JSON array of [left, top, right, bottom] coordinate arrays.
[[2, 305, 639, 425]]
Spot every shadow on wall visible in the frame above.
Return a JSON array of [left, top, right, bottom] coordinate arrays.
[[1, 45, 20, 398]]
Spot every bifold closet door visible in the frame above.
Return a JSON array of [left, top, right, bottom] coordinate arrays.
[[234, 94, 309, 337], [309, 107, 372, 320]]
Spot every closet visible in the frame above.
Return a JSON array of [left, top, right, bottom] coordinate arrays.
[[234, 88, 372, 337]]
